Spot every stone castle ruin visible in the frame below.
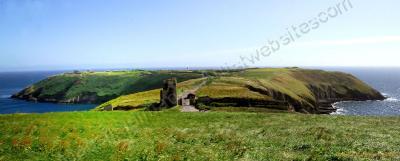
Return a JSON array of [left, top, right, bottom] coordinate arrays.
[[159, 78, 177, 108]]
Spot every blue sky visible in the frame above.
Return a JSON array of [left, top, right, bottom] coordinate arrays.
[[0, 0, 399, 71]]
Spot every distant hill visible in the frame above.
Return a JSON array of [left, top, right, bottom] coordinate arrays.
[[11, 70, 204, 104]]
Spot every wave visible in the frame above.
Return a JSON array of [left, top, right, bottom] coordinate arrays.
[[385, 97, 399, 102], [380, 92, 399, 102], [330, 102, 347, 115]]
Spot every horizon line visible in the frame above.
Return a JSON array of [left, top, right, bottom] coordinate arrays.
[[1, 65, 400, 73]]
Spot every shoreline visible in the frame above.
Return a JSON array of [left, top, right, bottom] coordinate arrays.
[[331, 94, 398, 115]]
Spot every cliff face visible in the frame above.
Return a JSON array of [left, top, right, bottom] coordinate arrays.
[[307, 84, 384, 113], [196, 84, 384, 114], [11, 82, 108, 104], [12, 89, 105, 104]]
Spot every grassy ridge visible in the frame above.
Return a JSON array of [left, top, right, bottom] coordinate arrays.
[[1, 111, 399, 160], [197, 77, 272, 99], [221, 68, 379, 101], [197, 68, 383, 112]]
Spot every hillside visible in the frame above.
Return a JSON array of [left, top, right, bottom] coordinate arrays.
[[95, 78, 207, 110], [12, 70, 204, 104], [97, 68, 384, 114], [1, 111, 399, 160]]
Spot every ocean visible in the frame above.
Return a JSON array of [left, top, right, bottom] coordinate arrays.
[[324, 67, 400, 116], [0, 67, 399, 115]]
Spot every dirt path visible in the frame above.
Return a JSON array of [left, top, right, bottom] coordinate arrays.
[[179, 79, 208, 112], [181, 105, 199, 112]]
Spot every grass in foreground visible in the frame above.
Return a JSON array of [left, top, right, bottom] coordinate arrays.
[[1, 111, 400, 160]]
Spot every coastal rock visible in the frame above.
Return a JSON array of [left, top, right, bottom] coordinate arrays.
[[308, 84, 384, 114]]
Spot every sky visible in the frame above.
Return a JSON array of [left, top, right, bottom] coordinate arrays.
[[0, 0, 399, 71]]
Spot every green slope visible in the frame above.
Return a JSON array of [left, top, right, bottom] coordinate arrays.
[[1, 111, 399, 160], [196, 68, 384, 113]]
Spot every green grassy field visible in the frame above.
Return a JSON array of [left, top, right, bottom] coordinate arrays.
[[1, 111, 400, 161]]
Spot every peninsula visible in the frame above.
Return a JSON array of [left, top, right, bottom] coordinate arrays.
[[12, 68, 385, 114]]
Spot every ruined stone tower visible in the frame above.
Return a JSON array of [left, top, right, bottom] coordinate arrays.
[[159, 78, 177, 108]]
